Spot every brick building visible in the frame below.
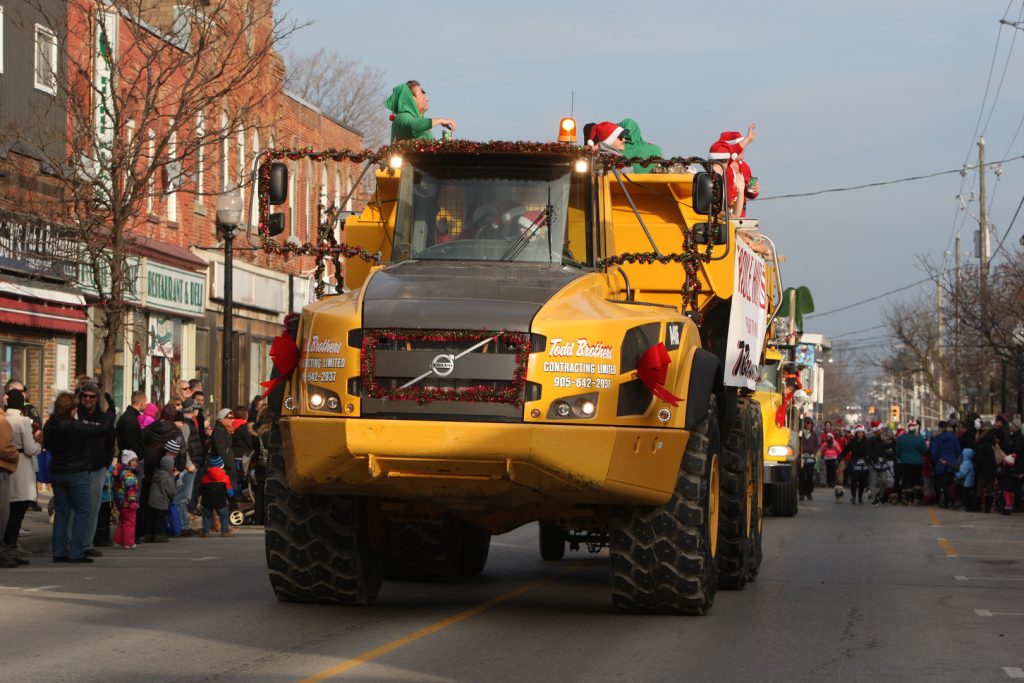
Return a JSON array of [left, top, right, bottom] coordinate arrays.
[[0, 0, 83, 416], [0, 0, 366, 414]]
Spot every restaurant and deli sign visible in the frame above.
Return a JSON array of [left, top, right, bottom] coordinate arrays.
[[146, 261, 205, 316]]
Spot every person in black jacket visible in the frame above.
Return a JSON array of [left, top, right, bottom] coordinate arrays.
[[841, 426, 871, 504], [136, 404, 181, 542], [116, 390, 145, 455], [43, 391, 115, 562], [76, 382, 116, 556], [974, 421, 998, 513]]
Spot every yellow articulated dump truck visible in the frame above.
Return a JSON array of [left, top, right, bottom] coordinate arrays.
[[256, 131, 783, 615]]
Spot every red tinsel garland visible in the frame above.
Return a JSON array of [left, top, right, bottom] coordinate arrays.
[[360, 328, 531, 406]]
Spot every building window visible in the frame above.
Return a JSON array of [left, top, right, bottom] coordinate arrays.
[[146, 129, 156, 215], [288, 163, 295, 237], [125, 118, 136, 191], [304, 177, 310, 241], [220, 112, 229, 193], [196, 112, 205, 200], [250, 129, 260, 225], [34, 23, 58, 94], [237, 128, 245, 223], [167, 131, 178, 222]]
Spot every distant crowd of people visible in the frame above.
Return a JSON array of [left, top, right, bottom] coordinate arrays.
[[0, 377, 275, 567], [797, 415, 1024, 513]]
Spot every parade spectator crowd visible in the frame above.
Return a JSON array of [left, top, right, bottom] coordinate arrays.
[[0, 377, 271, 567], [798, 414, 1024, 513]]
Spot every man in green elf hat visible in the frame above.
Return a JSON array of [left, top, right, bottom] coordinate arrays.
[[618, 119, 663, 174], [385, 80, 457, 142]]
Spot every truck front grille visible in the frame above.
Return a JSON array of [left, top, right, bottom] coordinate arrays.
[[358, 329, 544, 421]]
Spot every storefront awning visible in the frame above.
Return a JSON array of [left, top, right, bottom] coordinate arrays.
[[0, 296, 87, 334]]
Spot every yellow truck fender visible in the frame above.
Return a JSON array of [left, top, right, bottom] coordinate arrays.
[[684, 348, 721, 430]]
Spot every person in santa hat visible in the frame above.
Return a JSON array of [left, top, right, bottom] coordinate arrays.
[[708, 123, 758, 217], [384, 79, 457, 142], [840, 424, 871, 504], [585, 121, 628, 154]]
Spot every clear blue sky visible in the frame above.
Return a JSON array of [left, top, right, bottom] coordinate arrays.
[[278, 0, 1024, 362]]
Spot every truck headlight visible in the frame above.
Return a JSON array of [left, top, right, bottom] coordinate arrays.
[[547, 392, 599, 420], [767, 445, 794, 458], [307, 385, 342, 413]]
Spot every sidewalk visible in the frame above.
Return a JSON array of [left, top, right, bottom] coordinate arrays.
[[18, 489, 54, 557], [17, 490, 261, 559]]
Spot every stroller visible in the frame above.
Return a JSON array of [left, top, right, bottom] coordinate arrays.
[[228, 451, 258, 527]]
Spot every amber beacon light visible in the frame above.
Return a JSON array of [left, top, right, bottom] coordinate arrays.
[[558, 117, 577, 143]]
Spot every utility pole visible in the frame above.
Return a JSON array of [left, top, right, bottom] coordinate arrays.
[[978, 137, 991, 413], [955, 233, 962, 415], [937, 279, 943, 420]]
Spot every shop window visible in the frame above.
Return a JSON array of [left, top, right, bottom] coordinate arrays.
[[195, 327, 210, 396], [249, 337, 271, 408], [0, 342, 45, 411]]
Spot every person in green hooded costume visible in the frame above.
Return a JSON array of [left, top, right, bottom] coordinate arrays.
[[618, 118, 663, 174], [385, 80, 457, 143]]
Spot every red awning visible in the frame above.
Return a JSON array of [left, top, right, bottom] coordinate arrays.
[[0, 297, 87, 334]]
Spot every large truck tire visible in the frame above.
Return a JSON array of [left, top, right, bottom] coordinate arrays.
[[539, 521, 566, 561], [384, 516, 465, 582], [459, 523, 491, 577], [609, 399, 721, 615], [264, 424, 384, 604], [747, 404, 765, 582], [717, 396, 757, 590], [773, 466, 799, 517]]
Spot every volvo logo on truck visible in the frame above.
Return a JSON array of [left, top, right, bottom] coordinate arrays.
[[430, 354, 455, 377]]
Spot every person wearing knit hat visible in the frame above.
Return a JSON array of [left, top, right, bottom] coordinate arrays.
[[840, 424, 870, 503], [112, 451, 140, 548], [895, 419, 928, 503], [145, 454, 177, 543], [585, 121, 628, 153], [384, 80, 456, 142], [199, 453, 235, 537]]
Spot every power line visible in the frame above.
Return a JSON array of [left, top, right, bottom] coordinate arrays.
[[963, 0, 1015, 167], [991, 188, 1024, 260], [980, 2, 1024, 141], [831, 323, 888, 339], [805, 278, 934, 320], [757, 155, 1024, 201]]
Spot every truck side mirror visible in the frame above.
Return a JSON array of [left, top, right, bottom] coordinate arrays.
[[268, 162, 288, 206], [267, 213, 285, 236], [692, 172, 713, 216], [691, 222, 726, 246]]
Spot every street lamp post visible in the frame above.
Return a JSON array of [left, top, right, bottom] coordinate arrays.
[[216, 193, 243, 412]]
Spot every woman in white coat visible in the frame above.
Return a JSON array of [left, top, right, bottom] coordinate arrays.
[[3, 389, 42, 567]]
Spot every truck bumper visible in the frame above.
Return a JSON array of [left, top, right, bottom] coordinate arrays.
[[763, 459, 796, 484], [280, 416, 689, 508]]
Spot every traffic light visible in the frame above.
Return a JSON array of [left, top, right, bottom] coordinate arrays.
[[890, 405, 900, 423]]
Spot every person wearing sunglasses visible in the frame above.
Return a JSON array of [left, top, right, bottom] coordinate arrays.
[[43, 389, 115, 563]]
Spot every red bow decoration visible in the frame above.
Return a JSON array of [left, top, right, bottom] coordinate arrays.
[[637, 343, 683, 406], [260, 333, 301, 397], [775, 374, 802, 427]]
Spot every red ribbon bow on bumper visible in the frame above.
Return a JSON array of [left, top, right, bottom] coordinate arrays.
[[637, 342, 683, 406], [260, 333, 300, 397]]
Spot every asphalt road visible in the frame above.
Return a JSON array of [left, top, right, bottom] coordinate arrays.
[[3, 494, 1023, 683]]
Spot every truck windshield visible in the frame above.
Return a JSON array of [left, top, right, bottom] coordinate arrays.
[[393, 156, 591, 267], [757, 359, 780, 393]]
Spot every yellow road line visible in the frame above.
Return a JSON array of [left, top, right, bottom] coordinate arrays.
[[298, 565, 581, 683], [928, 508, 941, 527], [937, 537, 958, 557]]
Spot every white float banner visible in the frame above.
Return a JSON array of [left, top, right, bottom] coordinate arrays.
[[723, 237, 768, 389]]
